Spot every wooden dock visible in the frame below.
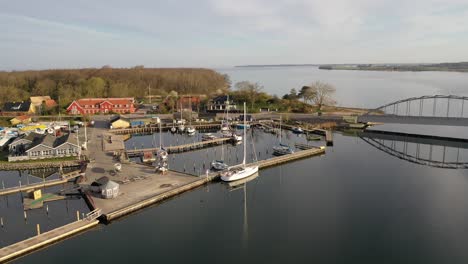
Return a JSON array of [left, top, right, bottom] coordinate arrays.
[[0, 210, 101, 263], [102, 147, 325, 222], [126, 137, 231, 156], [110, 122, 223, 135], [264, 121, 333, 145], [0, 170, 84, 196]]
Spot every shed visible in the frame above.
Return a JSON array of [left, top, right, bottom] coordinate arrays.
[[101, 181, 120, 199]]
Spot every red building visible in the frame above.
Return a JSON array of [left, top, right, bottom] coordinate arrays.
[[66, 98, 136, 115]]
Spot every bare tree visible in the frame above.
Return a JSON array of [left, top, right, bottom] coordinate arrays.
[[308, 81, 336, 110], [235, 81, 263, 109]]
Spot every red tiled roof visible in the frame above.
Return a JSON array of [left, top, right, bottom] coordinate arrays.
[[76, 98, 134, 107], [45, 99, 57, 108]]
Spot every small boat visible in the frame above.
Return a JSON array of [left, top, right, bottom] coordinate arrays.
[[221, 102, 259, 182], [273, 143, 294, 156], [292, 127, 304, 134], [178, 124, 185, 132], [170, 127, 177, 133], [230, 133, 242, 142], [221, 123, 230, 132], [272, 115, 294, 156], [186, 126, 195, 135], [202, 133, 217, 141], [236, 123, 250, 129], [47, 127, 54, 134], [211, 160, 229, 171]]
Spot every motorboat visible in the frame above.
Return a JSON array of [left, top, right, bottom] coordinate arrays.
[[211, 160, 229, 171], [202, 133, 217, 141], [186, 126, 196, 135], [273, 143, 294, 155], [292, 127, 304, 134], [231, 133, 242, 142], [178, 124, 185, 132]]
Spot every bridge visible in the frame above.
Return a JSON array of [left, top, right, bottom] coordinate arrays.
[[357, 130, 468, 169], [358, 95, 468, 126]]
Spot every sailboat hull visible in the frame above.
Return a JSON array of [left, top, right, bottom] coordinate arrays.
[[221, 166, 259, 182]]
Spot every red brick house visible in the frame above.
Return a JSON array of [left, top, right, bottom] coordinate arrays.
[[66, 98, 136, 115]]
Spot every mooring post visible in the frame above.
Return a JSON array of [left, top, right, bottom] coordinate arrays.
[[433, 98, 437, 116], [37, 224, 41, 235], [1, 217, 3, 228], [24, 211, 27, 222], [446, 98, 450, 118], [76, 210, 80, 221]]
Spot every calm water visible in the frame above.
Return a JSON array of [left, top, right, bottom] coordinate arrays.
[[217, 66, 468, 108], [12, 127, 468, 264], [5, 67, 468, 263]]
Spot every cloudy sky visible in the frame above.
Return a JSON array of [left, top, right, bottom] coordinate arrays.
[[1, 0, 468, 70]]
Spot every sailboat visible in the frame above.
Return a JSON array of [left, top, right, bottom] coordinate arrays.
[[220, 102, 259, 182], [221, 95, 231, 133], [185, 96, 196, 135], [177, 99, 185, 132], [272, 115, 294, 156], [211, 136, 228, 171]]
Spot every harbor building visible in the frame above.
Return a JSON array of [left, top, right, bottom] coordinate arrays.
[[66, 97, 136, 115]]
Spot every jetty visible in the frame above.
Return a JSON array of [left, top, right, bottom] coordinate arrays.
[[110, 122, 223, 135], [0, 170, 84, 196], [90, 147, 325, 222], [0, 209, 101, 263], [262, 121, 333, 146], [126, 137, 231, 156]]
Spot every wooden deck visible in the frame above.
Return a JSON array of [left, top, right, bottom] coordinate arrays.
[[126, 137, 231, 156], [0, 211, 100, 263], [110, 122, 223, 135], [0, 170, 84, 196]]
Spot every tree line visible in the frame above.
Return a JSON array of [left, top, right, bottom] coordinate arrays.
[[0, 67, 229, 108]]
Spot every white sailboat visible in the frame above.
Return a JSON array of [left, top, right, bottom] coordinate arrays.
[[177, 99, 185, 132], [272, 115, 294, 156], [186, 96, 196, 135], [221, 95, 231, 133], [221, 102, 259, 182]]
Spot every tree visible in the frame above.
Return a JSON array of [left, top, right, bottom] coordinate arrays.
[[308, 81, 336, 110], [298, 86, 316, 104], [235, 81, 263, 109]]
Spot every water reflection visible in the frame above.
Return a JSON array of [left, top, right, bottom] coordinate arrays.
[[355, 130, 468, 169], [0, 170, 90, 248]]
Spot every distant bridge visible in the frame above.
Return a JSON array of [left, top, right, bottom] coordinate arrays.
[[358, 95, 468, 126], [358, 130, 468, 169]]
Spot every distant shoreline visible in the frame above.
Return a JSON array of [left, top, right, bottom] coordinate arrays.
[[235, 64, 320, 68], [319, 62, 468, 73]]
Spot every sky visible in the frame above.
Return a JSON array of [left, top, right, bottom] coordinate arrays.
[[1, 0, 468, 70]]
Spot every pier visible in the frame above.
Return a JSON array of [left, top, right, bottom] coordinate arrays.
[[0, 210, 101, 263], [92, 147, 325, 222], [261, 121, 334, 145], [126, 137, 231, 156], [110, 122, 223, 135], [0, 170, 84, 196]]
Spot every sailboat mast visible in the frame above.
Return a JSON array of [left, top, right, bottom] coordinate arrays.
[[243, 102, 246, 166], [279, 114, 282, 144], [159, 122, 162, 148]]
